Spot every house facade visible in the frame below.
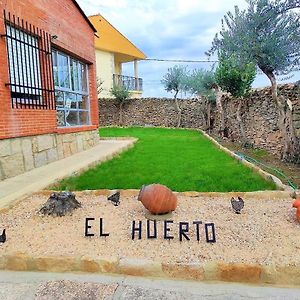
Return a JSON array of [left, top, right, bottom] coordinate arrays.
[[0, 0, 100, 180], [88, 14, 146, 98]]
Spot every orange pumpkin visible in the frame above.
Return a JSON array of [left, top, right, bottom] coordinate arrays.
[[292, 199, 300, 221], [138, 184, 177, 215], [292, 199, 300, 208]]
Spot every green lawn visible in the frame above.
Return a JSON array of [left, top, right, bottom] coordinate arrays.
[[54, 127, 277, 192]]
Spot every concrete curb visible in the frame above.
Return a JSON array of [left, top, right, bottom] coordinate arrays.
[[0, 254, 299, 287]]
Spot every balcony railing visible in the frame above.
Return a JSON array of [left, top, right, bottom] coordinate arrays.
[[113, 74, 143, 91]]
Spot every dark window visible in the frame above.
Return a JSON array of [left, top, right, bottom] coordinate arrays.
[[3, 11, 55, 109]]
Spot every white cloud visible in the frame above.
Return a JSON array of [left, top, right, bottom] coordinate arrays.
[[76, 0, 299, 97]]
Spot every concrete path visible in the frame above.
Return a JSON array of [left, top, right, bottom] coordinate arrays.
[[0, 139, 136, 211], [0, 270, 299, 300]]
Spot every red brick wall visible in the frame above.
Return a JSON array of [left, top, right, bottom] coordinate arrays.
[[0, 0, 99, 139]]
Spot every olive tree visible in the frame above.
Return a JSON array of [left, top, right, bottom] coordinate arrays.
[[215, 54, 256, 146], [110, 85, 131, 126], [185, 69, 217, 131], [161, 65, 188, 127], [207, 0, 300, 162]]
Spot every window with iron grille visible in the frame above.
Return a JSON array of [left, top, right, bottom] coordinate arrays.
[[53, 49, 90, 127], [3, 11, 55, 109]]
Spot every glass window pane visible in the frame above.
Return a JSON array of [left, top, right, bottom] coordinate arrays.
[[77, 95, 88, 109], [53, 50, 89, 127], [55, 91, 64, 108], [57, 110, 66, 127], [65, 92, 76, 109], [81, 63, 87, 92], [79, 111, 89, 125], [66, 111, 79, 126]]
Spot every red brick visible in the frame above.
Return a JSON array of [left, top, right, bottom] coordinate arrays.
[[0, 0, 99, 140]]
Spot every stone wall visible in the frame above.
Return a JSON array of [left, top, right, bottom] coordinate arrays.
[[0, 130, 100, 180], [99, 84, 300, 158], [99, 98, 206, 128], [218, 84, 300, 156]]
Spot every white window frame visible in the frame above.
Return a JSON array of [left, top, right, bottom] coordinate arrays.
[[53, 49, 91, 127]]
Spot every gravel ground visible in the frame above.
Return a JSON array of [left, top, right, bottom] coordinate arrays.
[[34, 280, 117, 300], [0, 192, 299, 266]]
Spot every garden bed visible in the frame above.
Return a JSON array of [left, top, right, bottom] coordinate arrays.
[[52, 127, 277, 192], [0, 190, 299, 279]]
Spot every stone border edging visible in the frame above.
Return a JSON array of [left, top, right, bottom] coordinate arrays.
[[0, 253, 299, 287], [199, 130, 297, 194], [36, 189, 295, 200]]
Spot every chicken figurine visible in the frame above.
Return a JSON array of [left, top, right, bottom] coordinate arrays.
[[231, 196, 244, 214], [0, 229, 6, 244], [108, 191, 120, 206]]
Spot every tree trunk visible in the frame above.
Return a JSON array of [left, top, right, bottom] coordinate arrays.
[[215, 88, 225, 137], [119, 101, 123, 126], [207, 101, 211, 132], [174, 90, 182, 128], [236, 99, 248, 147], [265, 71, 299, 163]]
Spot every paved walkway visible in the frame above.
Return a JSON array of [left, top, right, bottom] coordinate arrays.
[[0, 270, 299, 300], [0, 139, 135, 211]]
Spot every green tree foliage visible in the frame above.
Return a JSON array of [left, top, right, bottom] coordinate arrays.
[[215, 55, 256, 146], [184, 69, 217, 131], [110, 85, 131, 103], [161, 65, 187, 98], [215, 54, 256, 98], [161, 65, 188, 127], [207, 0, 300, 162], [186, 69, 217, 102], [110, 85, 131, 125]]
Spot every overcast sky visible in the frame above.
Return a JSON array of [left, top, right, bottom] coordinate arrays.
[[77, 0, 300, 97]]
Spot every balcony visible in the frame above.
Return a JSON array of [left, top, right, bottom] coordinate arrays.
[[113, 74, 143, 91]]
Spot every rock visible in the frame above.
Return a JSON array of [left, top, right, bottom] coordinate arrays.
[[39, 192, 81, 217]]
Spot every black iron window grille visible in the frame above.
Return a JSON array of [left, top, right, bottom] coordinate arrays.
[[3, 10, 55, 109]]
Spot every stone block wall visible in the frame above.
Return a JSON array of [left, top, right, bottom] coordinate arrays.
[[217, 84, 300, 156], [99, 98, 206, 128], [99, 84, 300, 158], [0, 130, 100, 180]]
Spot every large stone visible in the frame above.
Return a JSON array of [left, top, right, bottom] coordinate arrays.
[[70, 141, 78, 155], [0, 139, 11, 157], [162, 262, 204, 280], [1, 153, 25, 178], [118, 258, 163, 277], [22, 139, 34, 171], [63, 143, 72, 157], [10, 139, 21, 154], [34, 151, 47, 168], [46, 148, 58, 163], [62, 134, 74, 143], [37, 135, 54, 152], [217, 263, 262, 283], [76, 135, 84, 152]]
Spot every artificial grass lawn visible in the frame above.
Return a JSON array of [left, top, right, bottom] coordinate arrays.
[[55, 127, 277, 192]]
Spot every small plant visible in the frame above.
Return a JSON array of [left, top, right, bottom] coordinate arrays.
[[97, 77, 104, 97], [161, 65, 188, 127], [110, 85, 131, 125], [185, 69, 217, 131]]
